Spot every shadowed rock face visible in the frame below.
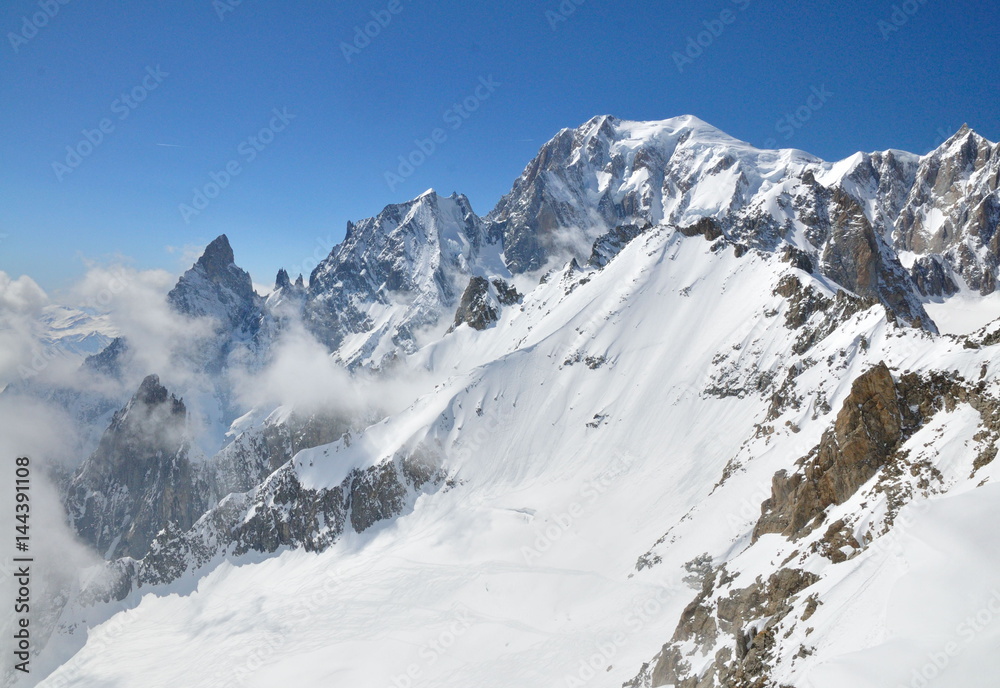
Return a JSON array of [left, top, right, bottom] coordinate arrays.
[[453, 277, 500, 331], [274, 268, 292, 291], [588, 223, 650, 268], [66, 375, 208, 560], [81, 451, 447, 603], [821, 188, 931, 328], [910, 254, 960, 297]]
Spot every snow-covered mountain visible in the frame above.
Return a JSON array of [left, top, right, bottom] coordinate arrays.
[[36, 306, 117, 359], [13, 115, 1000, 688], [303, 189, 508, 365]]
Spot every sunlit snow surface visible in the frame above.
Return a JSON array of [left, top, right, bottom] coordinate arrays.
[[924, 291, 1000, 335]]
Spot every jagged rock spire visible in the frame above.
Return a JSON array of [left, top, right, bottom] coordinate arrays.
[[275, 268, 292, 291]]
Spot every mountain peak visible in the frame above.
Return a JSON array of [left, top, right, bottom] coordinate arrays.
[[167, 233, 259, 332], [196, 235, 236, 274], [582, 114, 619, 133], [275, 268, 292, 291], [934, 123, 995, 153], [135, 373, 167, 405], [67, 372, 196, 560], [128, 373, 186, 419]]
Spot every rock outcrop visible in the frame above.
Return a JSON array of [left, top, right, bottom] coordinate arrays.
[[753, 363, 904, 541], [80, 449, 446, 604], [636, 564, 820, 688], [452, 277, 500, 331], [588, 223, 651, 268], [65, 375, 207, 559]]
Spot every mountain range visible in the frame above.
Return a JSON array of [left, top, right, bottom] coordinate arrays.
[[12, 114, 1000, 688]]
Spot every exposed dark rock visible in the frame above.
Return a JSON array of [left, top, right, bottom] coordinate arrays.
[[647, 566, 818, 688], [812, 518, 862, 563], [274, 268, 292, 291], [910, 255, 959, 298], [231, 469, 349, 555], [820, 188, 933, 330], [65, 375, 208, 560], [779, 245, 813, 274], [83, 336, 129, 379], [588, 223, 650, 268], [896, 127, 1000, 295], [774, 275, 831, 330], [491, 278, 522, 306], [208, 410, 355, 498], [305, 191, 502, 359], [772, 274, 876, 354], [754, 363, 1000, 543], [80, 450, 447, 603], [167, 234, 261, 334], [679, 217, 723, 242], [453, 276, 501, 331]]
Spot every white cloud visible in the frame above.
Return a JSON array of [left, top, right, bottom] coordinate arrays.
[[0, 271, 48, 314], [232, 322, 356, 414], [0, 271, 50, 389]]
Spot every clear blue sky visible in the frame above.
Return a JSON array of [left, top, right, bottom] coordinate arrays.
[[1, 0, 997, 292]]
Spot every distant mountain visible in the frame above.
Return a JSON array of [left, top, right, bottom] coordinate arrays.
[[37, 305, 117, 358], [167, 234, 261, 336], [302, 189, 507, 364], [65, 374, 205, 560]]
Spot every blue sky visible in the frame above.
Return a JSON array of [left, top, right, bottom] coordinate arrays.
[[1, 0, 997, 292]]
